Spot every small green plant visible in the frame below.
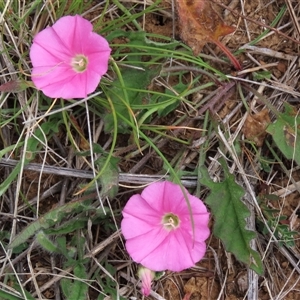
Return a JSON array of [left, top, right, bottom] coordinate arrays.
[[199, 161, 264, 275], [258, 194, 298, 248], [267, 103, 300, 165]]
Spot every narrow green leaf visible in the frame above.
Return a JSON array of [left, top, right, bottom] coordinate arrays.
[[0, 161, 25, 197], [0, 281, 35, 300], [0, 143, 24, 160], [35, 231, 60, 253], [44, 216, 88, 235], [0, 289, 24, 300], [199, 165, 264, 275], [0, 115, 62, 197]]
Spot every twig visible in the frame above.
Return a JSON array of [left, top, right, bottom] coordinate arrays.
[[239, 45, 296, 61], [0, 158, 198, 188], [285, 0, 300, 37]]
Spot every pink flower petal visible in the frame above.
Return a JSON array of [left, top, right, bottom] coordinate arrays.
[[138, 267, 155, 296], [88, 52, 110, 75], [50, 15, 92, 53], [121, 195, 162, 239], [82, 31, 111, 55], [30, 27, 72, 63], [124, 226, 170, 265], [30, 15, 111, 99], [121, 181, 210, 272], [141, 181, 201, 213], [31, 65, 80, 98]]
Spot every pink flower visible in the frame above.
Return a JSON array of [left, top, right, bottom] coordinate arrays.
[[138, 266, 155, 296], [121, 181, 210, 272], [30, 15, 111, 99]]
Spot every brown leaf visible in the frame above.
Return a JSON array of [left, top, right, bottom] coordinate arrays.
[[243, 109, 271, 147], [0, 80, 32, 93], [176, 0, 241, 70], [69, 115, 90, 150], [183, 277, 196, 300]]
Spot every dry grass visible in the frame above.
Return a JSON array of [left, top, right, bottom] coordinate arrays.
[[1, 0, 300, 299]]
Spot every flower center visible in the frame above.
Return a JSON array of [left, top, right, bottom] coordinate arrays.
[[71, 54, 88, 73], [162, 213, 180, 231]]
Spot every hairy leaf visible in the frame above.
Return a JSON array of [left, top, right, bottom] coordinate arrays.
[[199, 165, 263, 275], [8, 199, 93, 249]]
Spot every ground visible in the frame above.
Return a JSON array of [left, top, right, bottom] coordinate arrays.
[[1, 0, 300, 299]]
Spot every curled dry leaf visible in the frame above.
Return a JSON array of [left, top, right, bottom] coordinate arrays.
[[243, 109, 271, 147], [176, 0, 241, 70]]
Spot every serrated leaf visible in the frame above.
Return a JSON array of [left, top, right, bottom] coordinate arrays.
[[266, 103, 300, 165], [199, 165, 263, 275]]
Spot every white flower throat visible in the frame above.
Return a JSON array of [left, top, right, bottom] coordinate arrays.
[[71, 54, 88, 72], [162, 213, 180, 231]]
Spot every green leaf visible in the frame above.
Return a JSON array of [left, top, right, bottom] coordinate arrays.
[[0, 161, 25, 197], [103, 66, 159, 133], [0, 115, 62, 197], [43, 216, 89, 235], [95, 155, 119, 199], [27, 115, 62, 153], [199, 164, 264, 275], [266, 103, 300, 165], [61, 264, 88, 300], [36, 231, 60, 253], [0, 278, 35, 300], [0, 289, 25, 300], [103, 30, 176, 133], [156, 75, 187, 117], [8, 199, 93, 249], [252, 70, 271, 81], [107, 30, 179, 56]]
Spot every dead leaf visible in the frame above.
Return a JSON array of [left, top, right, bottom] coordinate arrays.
[[183, 277, 196, 298], [0, 80, 32, 93], [243, 109, 271, 146], [69, 115, 90, 150], [176, 0, 241, 70]]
